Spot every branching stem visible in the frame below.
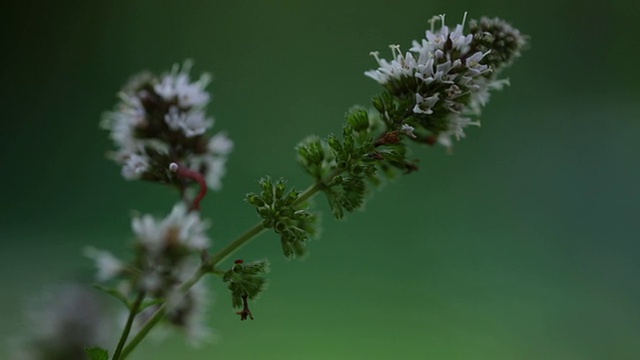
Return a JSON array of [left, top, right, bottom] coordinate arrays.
[[119, 173, 338, 358], [112, 291, 145, 360], [120, 267, 207, 359]]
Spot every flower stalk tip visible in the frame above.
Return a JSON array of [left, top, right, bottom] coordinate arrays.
[[365, 14, 527, 149]]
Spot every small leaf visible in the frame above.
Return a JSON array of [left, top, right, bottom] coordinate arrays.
[[137, 298, 165, 314], [85, 347, 109, 360], [93, 284, 130, 309], [223, 259, 269, 310]]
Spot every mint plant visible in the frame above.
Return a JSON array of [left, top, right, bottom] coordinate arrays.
[[10, 13, 526, 360]]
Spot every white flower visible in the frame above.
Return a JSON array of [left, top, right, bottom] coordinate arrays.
[[449, 13, 473, 52], [413, 93, 439, 114], [469, 77, 510, 113], [180, 110, 213, 137], [164, 106, 213, 137], [154, 60, 211, 108], [426, 25, 449, 47], [367, 12, 482, 88], [132, 203, 211, 255], [450, 25, 473, 51], [465, 51, 487, 70], [203, 157, 227, 191], [364, 46, 418, 85], [437, 114, 481, 147], [164, 106, 184, 131], [366, 13, 513, 149], [208, 132, 234, 155], [401, 124, 417, 138], [103, 61, 232, 187], [120, 151, 150, 180], [84, 247, 125, 281], [187, 132, 233, 190], [101, 92, 146, 149]]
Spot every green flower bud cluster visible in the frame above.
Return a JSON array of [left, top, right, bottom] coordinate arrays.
[[246, 177, 319, 258], [468, 17, 528, 72], [222, 260, 269, 320], [297, 107, 415, 220]]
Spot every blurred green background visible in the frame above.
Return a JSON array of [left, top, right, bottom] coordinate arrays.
[[1, 0, 639, 359]]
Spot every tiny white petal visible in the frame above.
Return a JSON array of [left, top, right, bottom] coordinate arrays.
[[84, 247, 124, 281], [120, 152, 150, 180], [132, 203, 211, 255], [208, 132, 234, 155], [401, 124, 417, 138]]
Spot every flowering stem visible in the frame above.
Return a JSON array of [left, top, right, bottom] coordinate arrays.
[[120, 267, 207, 359], [112, 291, 145, 360], [120, 178, 330, 357]]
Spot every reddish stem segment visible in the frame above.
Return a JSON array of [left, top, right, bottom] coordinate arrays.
[[172, 163, 208, 211], [374, 130, 401, 147], [236, 295, 254, 321]]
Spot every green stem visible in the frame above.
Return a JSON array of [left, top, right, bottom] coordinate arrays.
[[120, 308, 165, 359], [293, 181, 323, 207], [120, 268, 207, 359], [209, 223, 267, 266], [112, 291, 145, 360]]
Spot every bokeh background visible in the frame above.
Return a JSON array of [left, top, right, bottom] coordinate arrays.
[[1, 0, 639, 359]]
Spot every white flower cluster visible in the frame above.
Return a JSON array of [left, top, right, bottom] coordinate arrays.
[[85, 203, 211, 342], [134, 203, 212, 341], [132, 202, 210, 260], [87, 203, 210, 286], [365, 14, 517, 148], [101, 61, 232, 190]]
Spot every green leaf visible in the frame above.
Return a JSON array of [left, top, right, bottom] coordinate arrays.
[[223, 260, 270, 308], [137, 298, 165, 314], [85, 347, 109, 360], [93, 284, 130, 309]]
